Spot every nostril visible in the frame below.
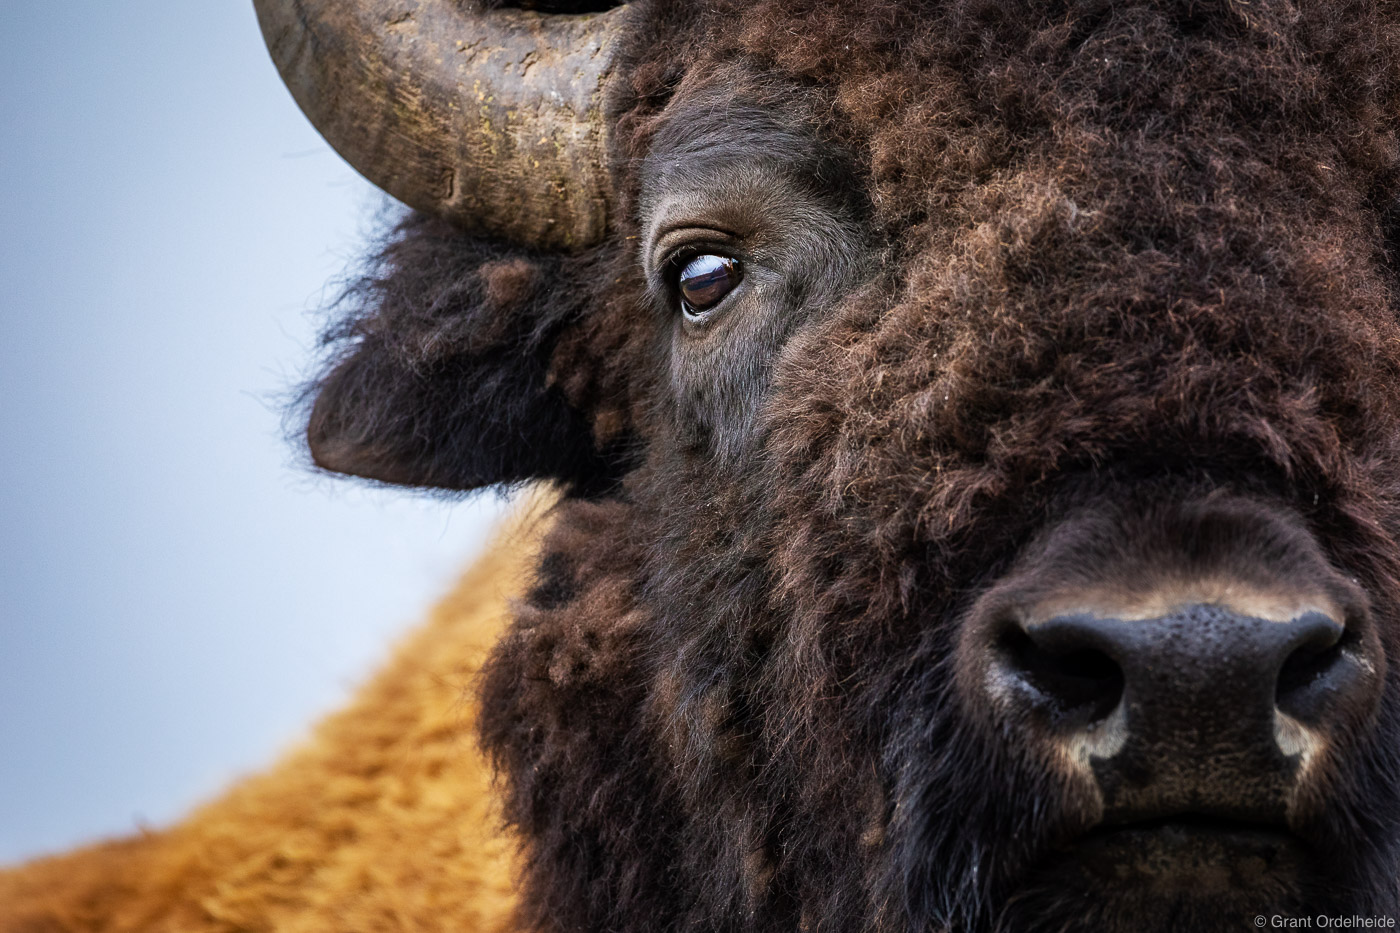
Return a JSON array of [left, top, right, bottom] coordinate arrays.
[[1276, 614, 1353, 723], [997, 624, 1124, 727], [1276, 634, 1342, 699]]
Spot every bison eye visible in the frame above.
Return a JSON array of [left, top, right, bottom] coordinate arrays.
[[676, 253, 741, 320]]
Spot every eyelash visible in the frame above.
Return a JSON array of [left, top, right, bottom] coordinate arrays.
[[662, 246, 713, 285]]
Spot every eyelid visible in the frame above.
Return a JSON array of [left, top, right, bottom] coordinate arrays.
[[649, 225, 742, 278], [662, 244, 738, 288]]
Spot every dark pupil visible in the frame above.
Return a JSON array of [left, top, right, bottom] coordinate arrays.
[[678, 254, 739, 313]]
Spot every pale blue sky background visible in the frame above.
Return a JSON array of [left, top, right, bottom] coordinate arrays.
[[0, 3, 510, 862]]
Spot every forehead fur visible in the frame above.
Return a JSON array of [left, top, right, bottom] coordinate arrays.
[[595, 0, 1400, 585]]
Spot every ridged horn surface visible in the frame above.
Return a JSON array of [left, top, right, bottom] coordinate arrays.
[[253, 0, 624, 249]]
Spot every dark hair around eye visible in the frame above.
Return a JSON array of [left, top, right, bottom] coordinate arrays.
[[676, 254, 741, 319]]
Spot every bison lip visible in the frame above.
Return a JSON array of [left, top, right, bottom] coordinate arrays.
[[1065, 815, 1307, 892]]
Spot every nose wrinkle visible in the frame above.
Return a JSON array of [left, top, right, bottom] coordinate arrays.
[[1027, 583, 1342, 628]]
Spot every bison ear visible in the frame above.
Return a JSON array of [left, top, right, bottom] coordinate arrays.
[[305, 337, 609, 491], [302, 217, 619, 493]]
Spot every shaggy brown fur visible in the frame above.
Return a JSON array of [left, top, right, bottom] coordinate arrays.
[[0, 502, 551, 932], [12, 0, 1400, 930], [474, 2, 1400, 930]]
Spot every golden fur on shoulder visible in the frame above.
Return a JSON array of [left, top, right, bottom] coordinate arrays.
[[0, 501, 548, 933]]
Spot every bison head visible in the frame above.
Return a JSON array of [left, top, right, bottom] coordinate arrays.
[[257, 0, 1400, 930]]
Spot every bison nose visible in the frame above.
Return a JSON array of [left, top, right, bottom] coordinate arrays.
[[1008, 605, 1347, 730], [991, 602, 1379, 817]]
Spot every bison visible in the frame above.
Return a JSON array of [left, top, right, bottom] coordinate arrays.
[[7, 0, 1400, 931]]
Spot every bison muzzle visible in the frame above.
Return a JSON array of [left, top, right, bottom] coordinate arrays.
[[954, 493, 1385, 924]]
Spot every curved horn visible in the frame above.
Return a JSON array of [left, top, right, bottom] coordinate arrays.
[[253, 0, 624, 249]]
